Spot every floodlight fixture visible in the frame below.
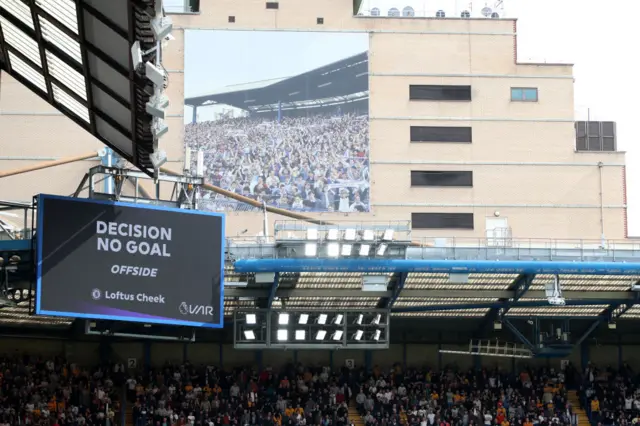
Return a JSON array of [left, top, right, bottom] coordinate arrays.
[[295, 330, 306, 340], [344, 229, 356, 240], [316, 330, 327, 340], [332, 330, 344, 341], [243, 330, 256, 340], [146, 95, 170, 120], [355, 314, 363, 325], [327, 229, 339, 240], [327, 243, 340, 257], [306, 229, 318, 240], [151, 16, 173, 40], [305, 243, 317, 257], [246, 313, 257, 324], [376, 244, 388, 256], [145, 62, 166, 88], [382, 229, 394, 241], [299, 314, 309, 325], [354, 330, 364, 341], [131, 41, 143, 69], [318, 314, 328, 325], [341, 244, 352, 256], [372, 329, 382, 341], [334, 314, 344, 325], [278, 313, 290, 325], [277, 329, 288, 341], [359, 245, 371, 256], [372, 314, 382, 325], [363, 230, 375, 241], [149, 150, 168, 169], [196, 150, 205, 177], [151, 121, 169, 139]]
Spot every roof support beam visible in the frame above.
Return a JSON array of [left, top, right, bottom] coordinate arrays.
[[267, 272, 280, 309], [388, 272, 408, 308], [390, 298, 617, 314], [74, 0, 96, 133], [576, 299, 637, 346], [502, 318, 535, 350], [224, 287, 638, 301], [575, 303, 621, 346], [0, 12, 9, 70], [28, 0, 54, 103], [477, 274, 535, 332], [80, 1, 129, 39], [377, 272, 407, 309], [126, 0, 139, 166]]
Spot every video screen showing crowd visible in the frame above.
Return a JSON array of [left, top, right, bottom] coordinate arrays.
[[185, 114, 370, 213], [184, 30, 371, 213]]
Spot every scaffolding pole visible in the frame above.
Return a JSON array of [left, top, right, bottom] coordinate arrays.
[[159, 166, 330, 225], [0, 152, 98, 179]]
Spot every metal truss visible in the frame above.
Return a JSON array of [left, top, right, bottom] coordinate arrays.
[[85, 165, 204, 209]]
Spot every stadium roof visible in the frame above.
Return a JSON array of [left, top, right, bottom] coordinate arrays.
[[0, 0, 159, 175], [184, 52, 369, 110]]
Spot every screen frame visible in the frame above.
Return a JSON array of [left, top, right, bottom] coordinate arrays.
[[35, 194, 226, 328]]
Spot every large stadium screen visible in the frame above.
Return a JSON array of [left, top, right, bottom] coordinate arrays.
[[184, 30, 370, 213], [35, 194, 225, 328]]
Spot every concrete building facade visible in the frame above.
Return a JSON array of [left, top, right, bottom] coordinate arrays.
[[0, 0, 627, 242]]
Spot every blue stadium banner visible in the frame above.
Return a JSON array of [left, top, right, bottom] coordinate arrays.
[[35, 194, 225, 328], [184, 30, 371, 213]]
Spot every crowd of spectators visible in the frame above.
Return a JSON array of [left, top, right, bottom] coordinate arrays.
[[0, 355, 121, 425], [130, 362, 354, 426], [579, 363, 640, 426], [184, 114, 370, 213], [353, 365, 580, 426], [4, 351, 640, 426]]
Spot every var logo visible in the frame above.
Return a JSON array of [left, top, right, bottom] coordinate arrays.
[[179, 302, 214, 316]]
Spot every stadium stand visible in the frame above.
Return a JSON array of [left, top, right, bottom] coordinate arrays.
[[6, 352, 638, 426], [0, 355, 122, 425], [128, 362, 354, 426]]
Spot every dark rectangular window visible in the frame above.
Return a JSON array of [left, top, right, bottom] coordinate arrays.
[[410, 126, 472, 143], [575, 121, 617, 152], [410, 85, 472, 101], [412, 213, 474, 230], [411, 171, 473, 187], [266, 2, 279, 9]]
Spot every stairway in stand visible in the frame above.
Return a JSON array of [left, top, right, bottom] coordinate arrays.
[[125, 405, 133, 426], [348, 400, 365, 426], [568, 390, 591, 426]]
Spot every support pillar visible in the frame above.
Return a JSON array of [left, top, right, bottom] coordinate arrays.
[[143, 341, 151, 373], [437, 332, 443, 371], [618, 334, 623, 370], [256, 350, 263, 371], [364, 351, 372, 372], [580, 341, 590, 371]]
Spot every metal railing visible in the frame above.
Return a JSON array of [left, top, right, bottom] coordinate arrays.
[[6, 229, 640, 263]]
